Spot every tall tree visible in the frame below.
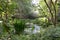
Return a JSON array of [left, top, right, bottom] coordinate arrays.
[[44, 0, 57, 26]]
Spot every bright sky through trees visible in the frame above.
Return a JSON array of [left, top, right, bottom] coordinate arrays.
[[32, 0, 40, 5]]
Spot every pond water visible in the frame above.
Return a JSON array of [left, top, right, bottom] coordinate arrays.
[[24, 23, 41, 34]]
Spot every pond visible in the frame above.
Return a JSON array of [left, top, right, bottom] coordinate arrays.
[[24, 23, 41, 34]]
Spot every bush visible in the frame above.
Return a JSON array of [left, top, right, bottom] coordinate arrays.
[[13, 19, 27, 35], [40, 26, 60, 40]]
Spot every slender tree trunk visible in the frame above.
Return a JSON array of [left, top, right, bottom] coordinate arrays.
[[44, 0, 57, 26]]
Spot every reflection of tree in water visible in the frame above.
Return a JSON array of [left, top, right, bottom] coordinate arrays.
[[25, 23, 40, 34]]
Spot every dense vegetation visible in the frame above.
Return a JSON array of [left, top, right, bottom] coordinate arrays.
[[0, 0, 60, 40]]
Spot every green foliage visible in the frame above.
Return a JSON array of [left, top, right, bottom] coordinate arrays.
[[0, 0, 17, 21], [33, 17, 51, 28], [40, 26, 60, 40], [39, 0, 49, 17], [13, 19, 26, 34], [3, 22, 10, 32], [0, 0, 60, 40], [8, 1, 17, 14], [0, 0, 16, 12]]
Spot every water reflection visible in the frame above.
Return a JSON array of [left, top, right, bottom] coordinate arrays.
[[25, 23, 40, 34]]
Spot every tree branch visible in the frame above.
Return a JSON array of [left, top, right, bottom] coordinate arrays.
[[44, 0, 54, 23], [51, 0, 57, 26]]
